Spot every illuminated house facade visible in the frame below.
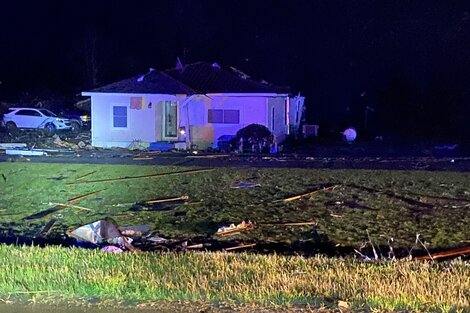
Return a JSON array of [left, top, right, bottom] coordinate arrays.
[[82, 62, 304, 149]]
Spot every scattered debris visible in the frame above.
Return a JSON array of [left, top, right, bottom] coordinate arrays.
[[273, 221, 317, 226], [133, 157, 153, 160], [338, 300, 349, 310], [146, 236, 169, 244], [69, 219, 136, 251], [225, 243, 256, 251], [186, 243, 204, 249], [48, 202, 92, 212], [128, 139, 149, 151], [216, 221, 255, 237], [52, 135, 78, 149], [35, 216, 58, 237], [23, 205, 65, 220], [1, 173, 6, 182], [282, 184, 337, 202], [0, 143, 27, 149], [186, 154, 230, 159], [67, 168, 214, 185], [231, 181, 261, 189], [5, 149, 47, 156], [119, 225, 151, 237], [101, 246, 124, 253]]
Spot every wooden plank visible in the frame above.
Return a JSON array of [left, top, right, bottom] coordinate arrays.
[[67, 190, 102, 204], [225, 244, 256, 251], [413, 246, 470, 261], [76, 171, 97, 180], [283, 185, 337, 202]]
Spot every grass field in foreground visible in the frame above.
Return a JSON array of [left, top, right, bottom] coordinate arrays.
[[0, 162, 469, 251], [0, 245, 468, 312]]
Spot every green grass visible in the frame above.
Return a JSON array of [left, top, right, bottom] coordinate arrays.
[[0, 162, 469, 250], [0, 245, 468, 312]]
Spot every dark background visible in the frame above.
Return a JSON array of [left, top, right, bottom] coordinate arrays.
[[0, 0, 469, 141]]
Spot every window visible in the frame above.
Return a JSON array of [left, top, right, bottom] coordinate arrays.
[[15, 109, 41, 116], [208, 109, 239, 124], [208, 109, 223, 123], [224, 110, 240, 124], [113, 106, 127, 128]]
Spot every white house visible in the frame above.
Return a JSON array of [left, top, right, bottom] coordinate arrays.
[[82, 62, 305, 149]]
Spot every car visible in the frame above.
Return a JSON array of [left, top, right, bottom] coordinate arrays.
[[57, 108, 91, 130], [1, 107, 74, 135]]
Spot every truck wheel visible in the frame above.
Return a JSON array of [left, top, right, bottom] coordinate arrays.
[[6, 122, 18, 134], [44, 123, 56, 136], [70, 121, 80, 134]]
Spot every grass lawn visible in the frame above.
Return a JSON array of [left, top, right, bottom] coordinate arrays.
[[0, 162, 469, 312], [0, 245, 468, 312], [0, 162, 469, 251]]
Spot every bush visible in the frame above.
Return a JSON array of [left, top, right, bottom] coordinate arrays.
[[230, 124, 274, 153]]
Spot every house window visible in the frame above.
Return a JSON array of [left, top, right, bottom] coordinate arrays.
[[113, 106, 127, 128], [208, 109, 223, 123], [208, 109, 239, 124]]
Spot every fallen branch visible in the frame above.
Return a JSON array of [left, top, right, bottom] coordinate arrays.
[[66, 168, 214, 185], [282, 185, 337, 202], [225, 243, 256, 251]]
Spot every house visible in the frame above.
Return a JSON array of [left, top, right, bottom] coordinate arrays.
[[81, 62, 305, 149]]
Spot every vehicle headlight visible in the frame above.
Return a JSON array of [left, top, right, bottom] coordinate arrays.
[[55, 118, 64, 122], [80, 115, 90, 122]]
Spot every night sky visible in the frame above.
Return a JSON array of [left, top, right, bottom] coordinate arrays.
[[1, 1, 469, 140]]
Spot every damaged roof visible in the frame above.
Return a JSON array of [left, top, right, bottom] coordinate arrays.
[[86, 62, 289, 95], [165, 62, 290, 94], [87, 70, 194, 94]]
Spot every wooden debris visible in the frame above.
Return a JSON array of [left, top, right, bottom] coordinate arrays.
[[216, 221, 255, 237], [23, 205, 66, 220], [133, 157, 153, 160], [0, 143, 27, 149], [66, 168, 214, 185], [282, 185, 337, 202], [186, 154, 229, 159], [280, 221, 317, 226], [260, 221, 317, 226], [225, 243, 256, 251], [35, 217, 58, 237], [67, 190, 102, 204], [186, 243, 204, 249], [76, 171, 97, 180], [145, 195, 189, 204], [49, 202, 92, 211], [413, 246, 470, 261]]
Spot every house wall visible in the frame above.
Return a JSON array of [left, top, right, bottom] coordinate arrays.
[[90, 94, 179, 148], [267, 96, 288, 143], [182, 95, 271, 148]]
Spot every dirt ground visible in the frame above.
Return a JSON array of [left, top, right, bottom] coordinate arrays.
[[0, 128, 469, 172]]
